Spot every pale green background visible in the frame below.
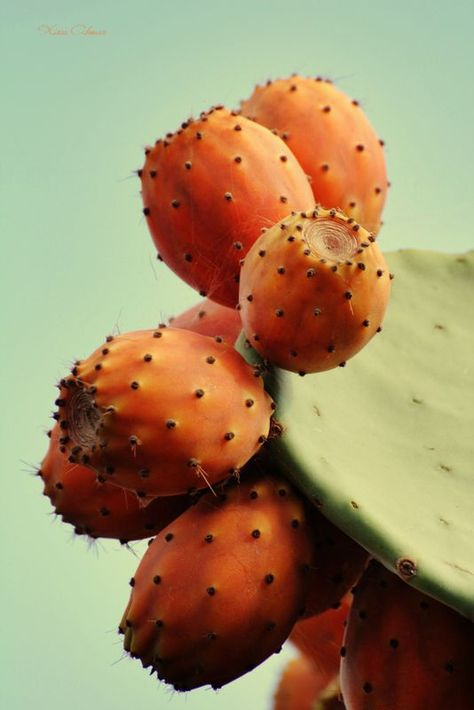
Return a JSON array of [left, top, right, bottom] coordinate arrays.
[[1, 1, 473, 708]]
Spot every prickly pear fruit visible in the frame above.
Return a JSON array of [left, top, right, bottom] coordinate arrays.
[[340, 560, 474, 709], [39, 424, 191, 542], [54, 327, 273, 498], [290, 594, 351, 685], [169, 298, 242, 344], [239, 207, 391, 374], [274, 655, 344, 710], [140, 106, 314, 307], [120, 472, 318, 691], [240, 75, 387, 234], [304, 518, 369, 617]]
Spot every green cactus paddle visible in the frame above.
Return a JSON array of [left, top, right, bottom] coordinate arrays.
[[238, 249, 474, 620]]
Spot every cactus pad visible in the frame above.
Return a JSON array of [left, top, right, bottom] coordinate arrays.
[[240, 249, 474, 619]]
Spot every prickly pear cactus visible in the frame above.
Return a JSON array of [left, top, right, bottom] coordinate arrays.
[[239, 249, 474, 620]]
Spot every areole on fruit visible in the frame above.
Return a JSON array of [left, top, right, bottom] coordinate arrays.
[[65, 381, 101, 451], [303, 218, 359, 261]]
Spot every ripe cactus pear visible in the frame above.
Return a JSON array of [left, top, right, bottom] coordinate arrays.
[[274, 656, 344, 710], [169, 298, 242, 344], [54, 327, 273, 498], [39, 424, 191, 542], [304, 518, 369, 617], [238, 207, 391, 374], [140, 106, 314, 307], [240, 75, 387, 234], [290, 594, 351, 684], [120, 472, 318, 691], [340, 560, 474, 709]]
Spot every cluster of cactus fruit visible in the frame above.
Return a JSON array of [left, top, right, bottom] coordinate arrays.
[[38, 75, 473, 707]]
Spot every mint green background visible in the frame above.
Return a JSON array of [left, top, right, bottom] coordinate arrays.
[[1, 1, 473, 708]]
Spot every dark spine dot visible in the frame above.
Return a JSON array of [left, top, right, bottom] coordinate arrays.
[[166, 419, 176, 429], [184, 161, 192, 170], [357, 262, 366, 270], [129, 577, 135, 587], [344, 291, 352, 299], [251, 529, 261, 538], [206, 356, 216, 364], [130, 381, 139, 389], [204, 534, 213, 543], [340, 646, 347, 657], [165, 533, 174, 542], [245, 399, 254, 407], [195, 388, 205, 398], [184, 253, 193, 262], [363, 682, 373, 694], [144, 353, 152, 362], [153, 575, 161, 584], [275, 308, 284, 317], [207, 586, 216, 596], [389, 638, 399, 649], [143, 207, 150, 216], [291, 519, 300, 528], [224, 432, 235, 441], [171, 199, 180, 208], [265, 574, 274, 585]]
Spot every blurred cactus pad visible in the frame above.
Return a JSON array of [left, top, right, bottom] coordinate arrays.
[[239, 249, 474, 620]]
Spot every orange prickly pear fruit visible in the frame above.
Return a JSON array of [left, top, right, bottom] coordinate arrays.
[[169, 298, 242, 344], [120, 472, 318, 691], [140, 106, 314, 307], [54, 327, 273, 498], [274, 657, 345, 710], [240, 75, 388, 234], [38, 424, 190, 542], [290, 594, 351, 685], [239, 207, 391, 374], [340, 560, 474, 709]]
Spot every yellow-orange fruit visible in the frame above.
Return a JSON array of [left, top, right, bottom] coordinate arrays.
[[141, 106, 314, 307], [39, 424, 190, 542], [240, 75, 387, 234], [290, 595, 351, 685], [120, 473, 318, 690], [169, 298, 242, 344], [54, 327, 273, 497], [239, 207, 391, 374], [274, 656, 344, 710]]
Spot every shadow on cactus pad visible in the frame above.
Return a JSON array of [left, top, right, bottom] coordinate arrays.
[[238, 249, 474, 620]]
